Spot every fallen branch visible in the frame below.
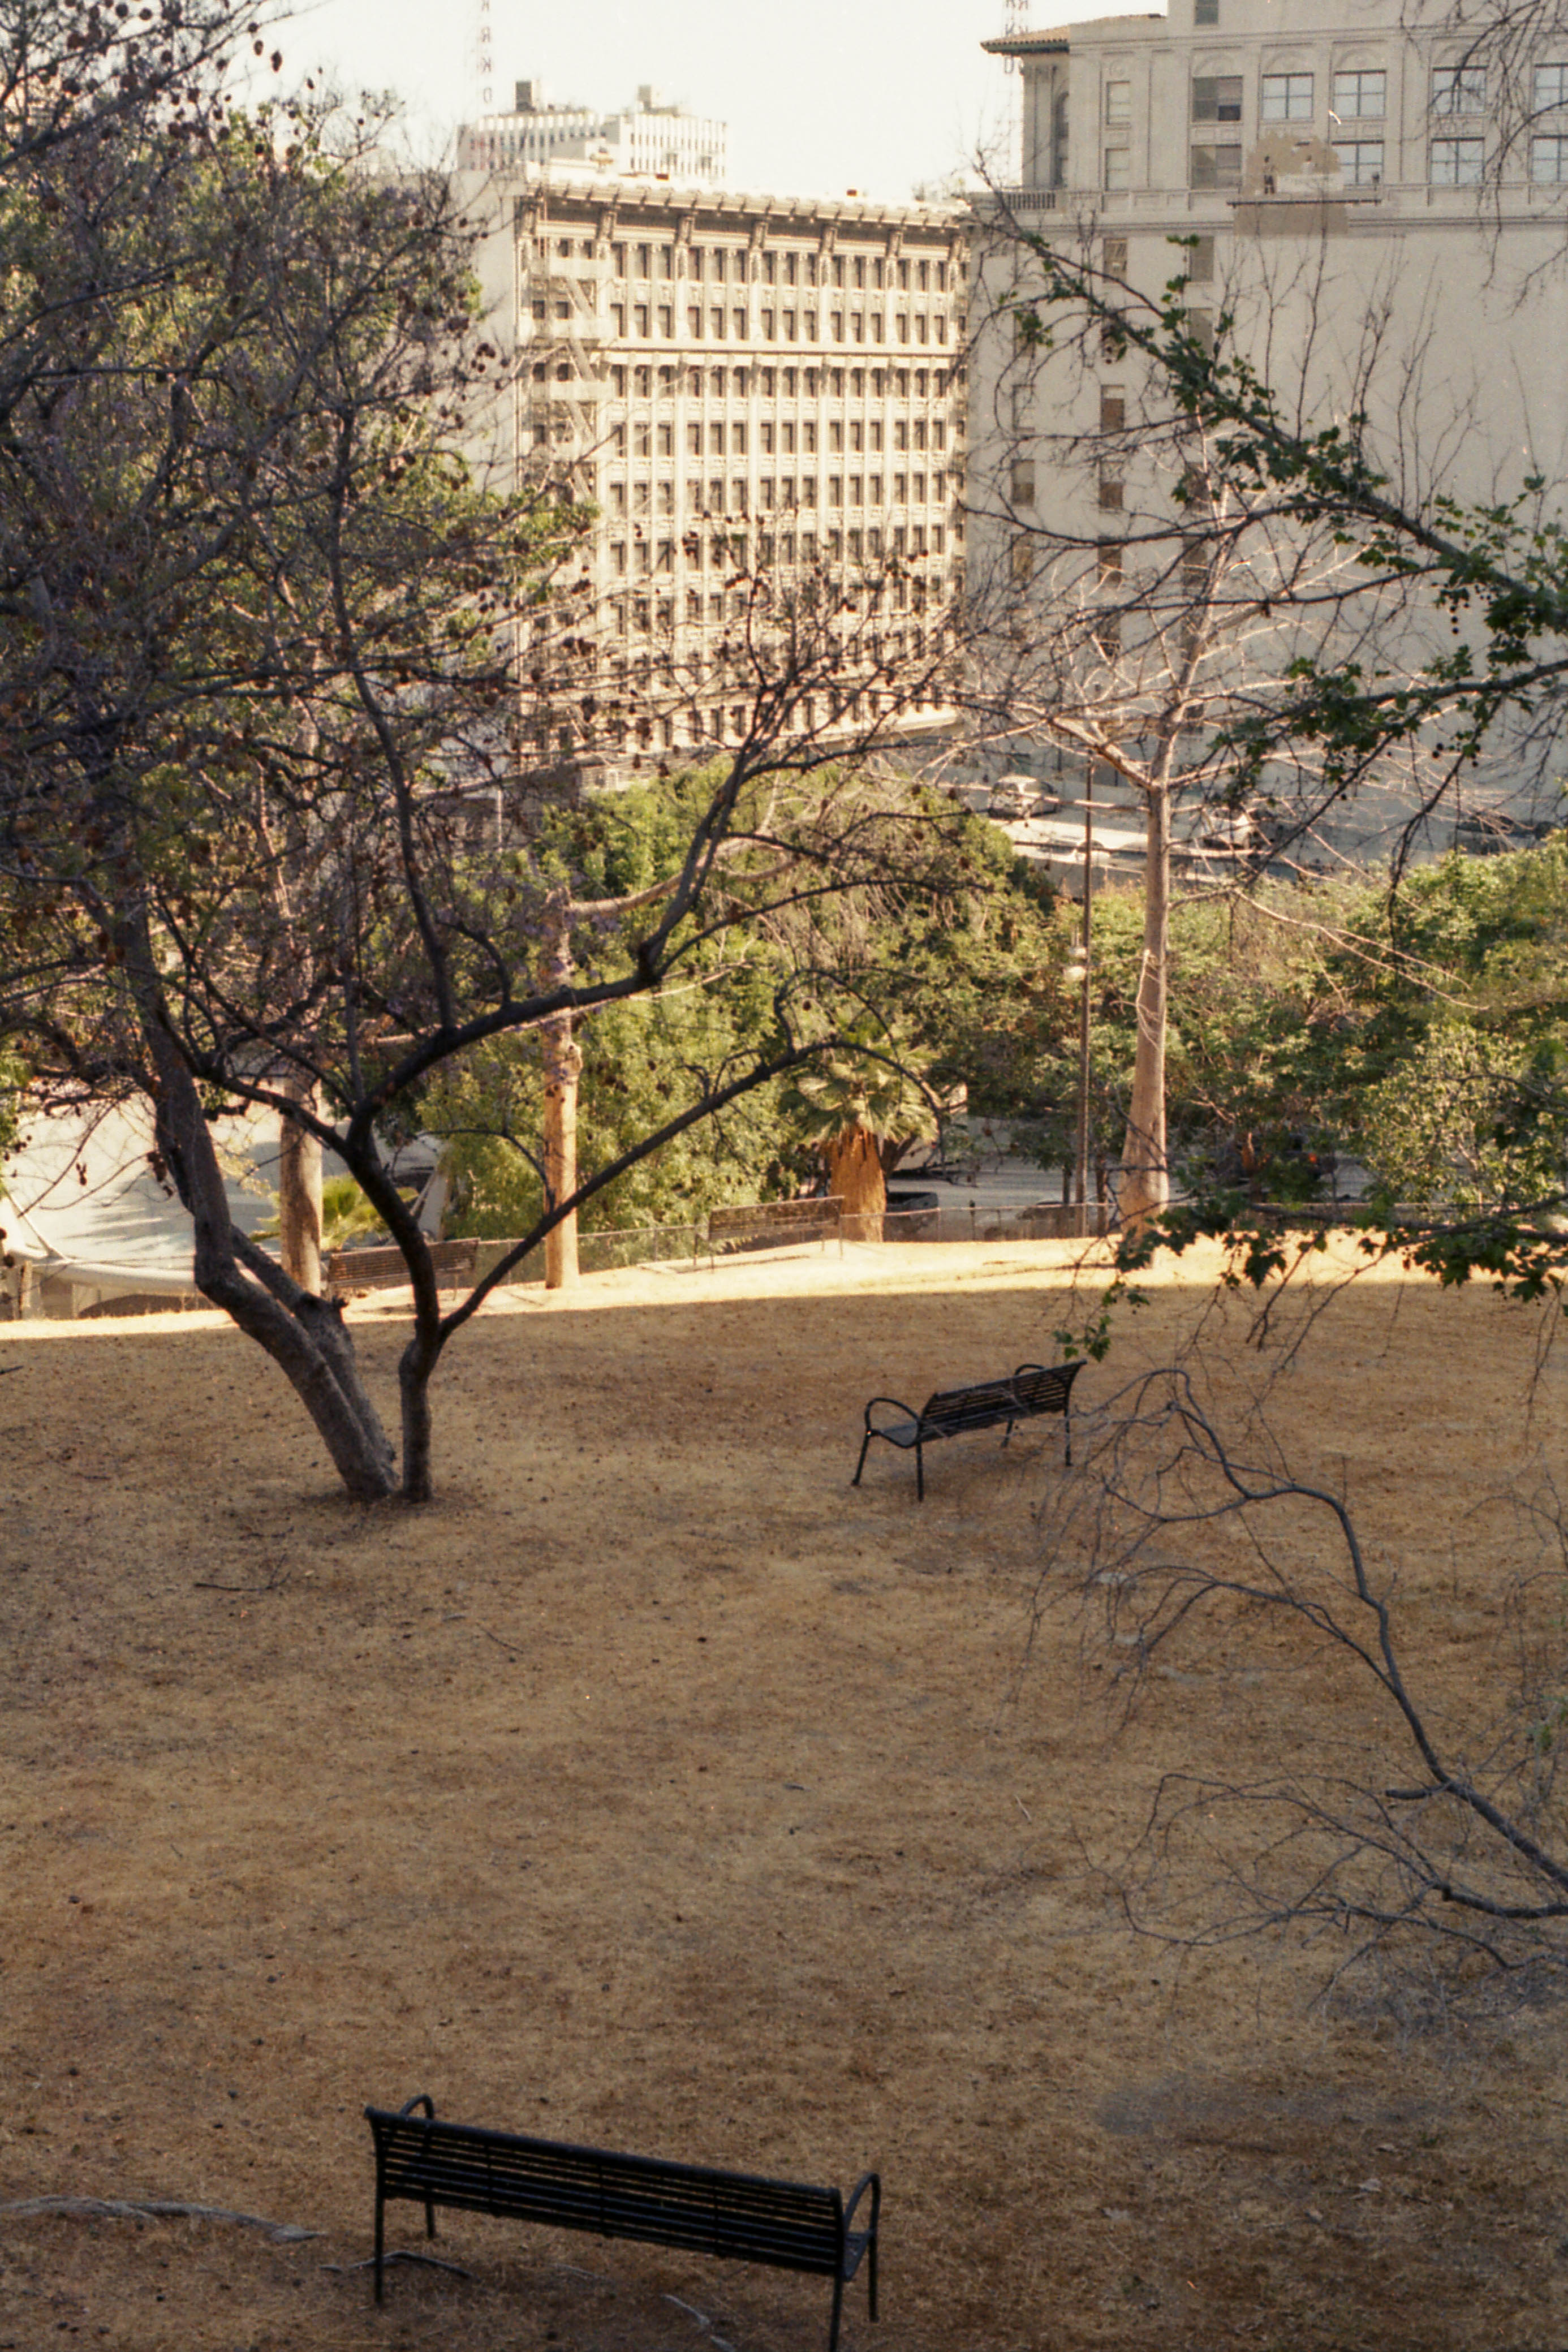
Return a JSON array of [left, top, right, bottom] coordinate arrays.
[[322, 2249, 473, 2281], [0, 2195, 318, 2242]]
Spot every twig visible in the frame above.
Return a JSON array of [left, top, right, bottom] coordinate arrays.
[[473, 1623, 527, 1657], [322, 2250, 473, 2281], [0, 2195, 317, 2243], [1015, 1795, 1033, 1823], [192, 1572, 291, 1595]]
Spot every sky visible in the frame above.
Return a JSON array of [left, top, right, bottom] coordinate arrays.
[[270, 0, 1120, 201]]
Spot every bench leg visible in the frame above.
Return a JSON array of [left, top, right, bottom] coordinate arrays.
[[374, 2187, 385, 2306], [829, 2265, 846, 2352], [853, 1431, 873, 1488], [915, 1441, 924, 1504], [1064, 1406, 1071, 1469], [1001, 1416, 1016, 1449]]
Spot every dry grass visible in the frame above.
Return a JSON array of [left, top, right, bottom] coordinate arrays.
[[2, 1237, 1567, 2351]]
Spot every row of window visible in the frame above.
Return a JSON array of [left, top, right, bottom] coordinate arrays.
[[610, 550, 948, 623], [595, 363, 955, 402], [1179, 132, 1568, 186], [584, 243, 953, 291], [1105, 62, 1568, 131], [607, 472, 948, 515], [610, 415, 948, 456], [585, 682, 951, 755], [597, 301, 951, 347], [609, 520, 950, 574], [528, 234, 957, 292]]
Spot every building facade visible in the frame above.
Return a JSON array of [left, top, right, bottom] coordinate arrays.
[[967, 0, 1568, 828], [473, 176, 970, 773], [459, 83, 728, 189]]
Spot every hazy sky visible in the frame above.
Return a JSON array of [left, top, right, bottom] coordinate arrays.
[[272, 0, 1125, 200]]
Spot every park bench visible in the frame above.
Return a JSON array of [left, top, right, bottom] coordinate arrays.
[[365, 2097, 880, 2351], [703, 1195, 843, 1267], [324, 1238, 477, 1294], [853, 1359, 1084, 1502]]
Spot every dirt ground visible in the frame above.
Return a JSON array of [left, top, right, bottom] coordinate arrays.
[[3, 1235, 1568, 2352]]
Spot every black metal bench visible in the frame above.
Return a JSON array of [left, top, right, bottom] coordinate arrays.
[[365, 2097, 880, 2351], [852, 1359, 1084, 1501], [703, 1195, 843, 1267]]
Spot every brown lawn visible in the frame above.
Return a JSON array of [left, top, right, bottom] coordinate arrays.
[[2, 1237, 1567, 2352]]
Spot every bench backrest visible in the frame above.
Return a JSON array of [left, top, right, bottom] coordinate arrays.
[[367, 2109, 844, 2278], [326, 1239, 478, 1290], [920, 1360, 1081, 1435], [708, 1197, 842, 1242]]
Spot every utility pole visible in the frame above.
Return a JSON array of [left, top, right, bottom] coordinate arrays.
[[1075, 763, 1094, 1239], [540, 890, 581, 1290]]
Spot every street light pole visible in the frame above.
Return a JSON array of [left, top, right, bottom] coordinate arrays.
[[1075, 760, 1094, 1238]]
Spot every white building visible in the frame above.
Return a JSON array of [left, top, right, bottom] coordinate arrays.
[[464, 174, 970, 775], [460, 81, 728, 186], [968, 0, 1568, 832]]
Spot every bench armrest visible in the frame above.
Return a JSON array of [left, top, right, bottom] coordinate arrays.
[[863, 1396, 919, 1435], [397, 2093, 436, 2121], [843, 2170, 880, 2236]]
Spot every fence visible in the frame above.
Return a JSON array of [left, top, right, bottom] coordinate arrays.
[[463, 1196, 1109, 1290]]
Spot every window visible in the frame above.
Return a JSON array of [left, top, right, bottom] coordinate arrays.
[[1011, 536, 1034, 587], [1102, 234, 1129, 274], [1096, 539, 1123, 580], [1192, 74, 1243, 121], [1190, 143, 1243, 187], [1536, 63, 1568, 109], [1185, 307, 1216, 354], [1184, 232, 1216, 280], [1104, 147, 1130, 188], [1431, 134, 1483, 181], [1334, 138, 1385, 183], [1194, 0, 1218, 22], [1100, 386, 1126, 430], [1011, 462, 1036, 505], [1097, 472, 1125, 511], [1106, 79, 1131, 122], [1432, 65, 1486, 114], [1261, 71, 1313, 120], [1332, 68, 1386, 119], [1532, 131, 1568, 179]]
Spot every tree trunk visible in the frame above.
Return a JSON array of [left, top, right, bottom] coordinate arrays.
[[827, 1123, 887, 1239], [1119, 784, 1171, 1235], [541, 892, 580, 1290], [278, 1072, 324, 1293], [120, 914, 398, 1501]]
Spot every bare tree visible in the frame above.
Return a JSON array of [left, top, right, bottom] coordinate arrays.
[[1039, 1366, 1568, 1985], [962, 214, 1453, 1228]]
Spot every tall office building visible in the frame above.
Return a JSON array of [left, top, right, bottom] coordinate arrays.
[[471, 175, 970, 776]]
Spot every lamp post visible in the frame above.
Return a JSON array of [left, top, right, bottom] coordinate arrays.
[[1071, 762, 1095, 1238]]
